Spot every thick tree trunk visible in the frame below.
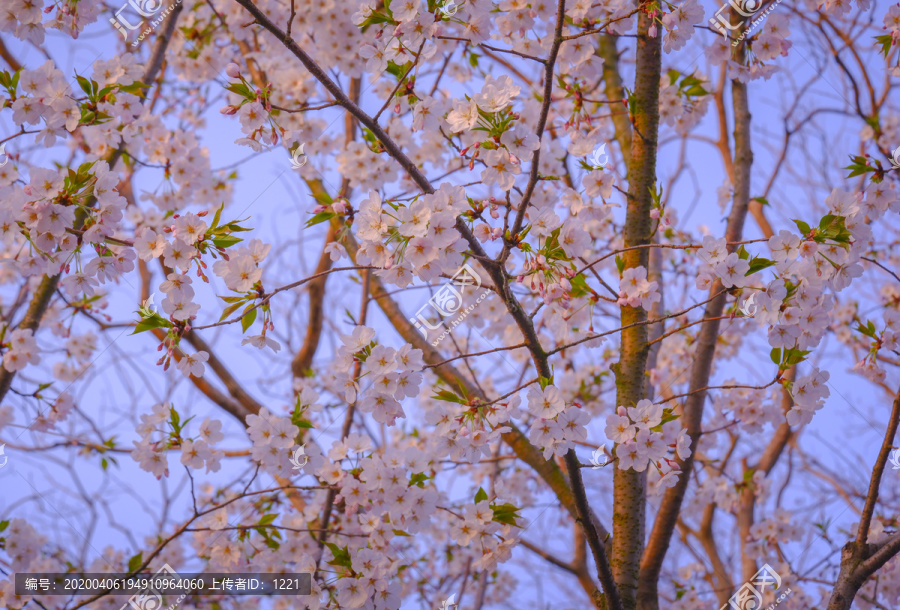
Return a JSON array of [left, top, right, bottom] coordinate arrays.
[[611, 7, 661, 609]]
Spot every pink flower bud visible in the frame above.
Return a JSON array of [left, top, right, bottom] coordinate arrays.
[[617, 406, 627, 416], [649, 24, 658, 37], [219, 105, 238, 115], [650, 208, 660, 219], [225, 63, 242, 79]]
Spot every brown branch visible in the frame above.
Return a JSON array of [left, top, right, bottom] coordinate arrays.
[[291, 225, 335, 377], [828, 388, 900, 609], [637, 34, 752, 609]]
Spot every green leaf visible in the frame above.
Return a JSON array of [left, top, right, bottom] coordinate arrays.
[[392, 529, 412, 536], [210, 203, 225, 231], [131, 314, 172, 335], [75, 74, 95, 98], [474, 487, 488, 503], [305, 211, 336, 228], [224, 82, 253, 98], [0, 520, 8, 532], [782, 348, 810, 367], [770, 348, 781, 365], [258, 513, 277, 526], [127, 552, 143, 573], [222, 222, 252, 233], [211, 234, 243, 249], [219, 301, 244, 322], [843, 154, 875, 179], [490, 502, 522, 527], [856, 321, 877, 339], [409, 472, 430, 488], [431, 389, 467, 405], [751, 196, 769, 206], [875, 34, 894, 58], [746, 257, 775, 275], [818, 214, 852, 244], [736, 245, 749, 260], [241, 307, 257, 333], [310, 191, 334, 206], [792, 219, 811, 235], [324, 542, 352, 569], [568, 273, 592, 298], [615, 255, 625, 275]]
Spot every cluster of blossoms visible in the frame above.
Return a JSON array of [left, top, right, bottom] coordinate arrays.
[[354, 185, 470, 286], [605, 399, 691, 491], [327, 326, 426, 426], [750, 13, 792, 62], [448, 498, 519, 570], [658, 73, 710, 136], [784, 368, 830, 426], [0, 54, 241, 381], [425, 389, 517, 463], [245, 407, 304, 477], [130, 404, 225, 478], [30, 391, 74, 431], [696, 235, 750, 290], [525, 384, 590, 460], [748, 507, 804, 552], [618, 266, 661, 309], [2, 329, 39, 372], [659, 0, 703, 53], [4, 59, 80, 144], [693, 469, 772, 516], [711, 382, 784, 433]]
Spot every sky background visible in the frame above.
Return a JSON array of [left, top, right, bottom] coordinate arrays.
[[1, 1, 899, 607]]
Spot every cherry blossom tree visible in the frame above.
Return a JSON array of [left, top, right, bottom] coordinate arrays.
[[1, 0, 900, 608]]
